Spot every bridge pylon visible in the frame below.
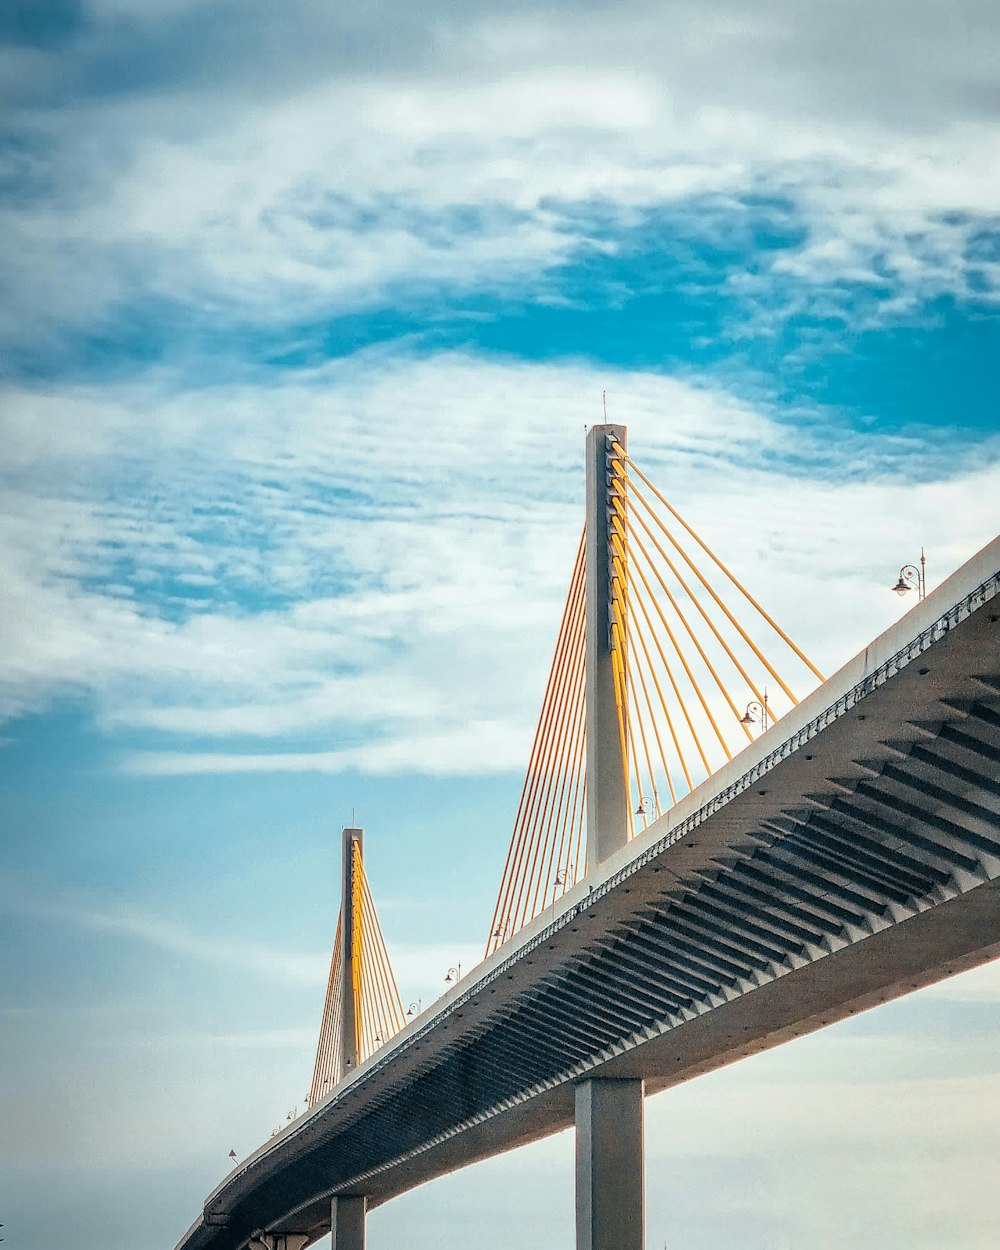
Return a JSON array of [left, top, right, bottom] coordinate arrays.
[[580, 426, 645, 1250], [307, 825, 405, 1250], [585, 423, 631, 866], [486, 423, 825, 959], [308, 825, 405, 1102], [339, 826, 363, 1080]]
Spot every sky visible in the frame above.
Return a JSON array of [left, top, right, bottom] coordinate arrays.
[[1, 2, 999, 1248]]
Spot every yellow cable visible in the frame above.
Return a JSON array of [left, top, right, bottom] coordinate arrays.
[[499, 536, 585, 936], [509, 581, 586, 933], [627, 578, 689, 795], [625, 658, 659, 822], [616, 449, 824, 686], [613, 529, 712, 773], [623, 501, 757, 738], [609, 620, 634, 839], [365, 866, 404, 1029], [358, 863, 405, 1051], [535, 652, 586, 913], [575, 775, 588, 883], [487, 534, 586, 952], [488, 531, 584, 946], [309, 910, 343, 1103], [360, 873, 389, 1049], [371, 897, 405, 1024], [618, 513, 734, 758], [627, 609, 677, 805], [518, 564, 586, 920], [554, 693, 587, 898], [622, 662, 647, 830], [551, 681, 587, 899], [524, 607, 586, 920], [626, 486, 793, 711]]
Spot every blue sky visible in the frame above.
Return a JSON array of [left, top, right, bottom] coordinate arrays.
[[2, 2, 1000, 1248]]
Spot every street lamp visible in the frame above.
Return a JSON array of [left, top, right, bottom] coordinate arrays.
[[444, 963, 462, 983], [892, 548, 927, 601], [406, 999, 422, 1017], [553, 862, 575, 888], [740, 692, 770, 732]]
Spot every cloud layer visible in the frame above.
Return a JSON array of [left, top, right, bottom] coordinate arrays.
[[3, 348, 997, 778], [3, 0, 1000, 365]]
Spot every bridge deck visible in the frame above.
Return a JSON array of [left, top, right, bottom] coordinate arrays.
[[177, 536, 1000, 1250]]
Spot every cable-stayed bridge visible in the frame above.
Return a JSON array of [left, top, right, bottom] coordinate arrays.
[[174, 426, 1000, 1250]]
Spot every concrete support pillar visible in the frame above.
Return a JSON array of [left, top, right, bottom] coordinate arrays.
[[585, 423, 630, 867], [331, 1196, 366, 1250], [575, 1078, 644, 1250], [339, 827, 364, 1080]]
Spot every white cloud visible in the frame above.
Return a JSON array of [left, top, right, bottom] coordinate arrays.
[[2, 350, 997, 777], [123, 723, 528, 778], [3, 0, 1000, 349]]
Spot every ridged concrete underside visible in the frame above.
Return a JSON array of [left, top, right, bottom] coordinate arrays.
[[176, 544, 1000, 1250]]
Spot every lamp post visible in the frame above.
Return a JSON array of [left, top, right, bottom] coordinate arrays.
[[444, 963, 462, 983], [553, 862, 575, 889], [892, 548, 927, 601], [406, 999, 422, 1017], [740, 692, 770, 732]]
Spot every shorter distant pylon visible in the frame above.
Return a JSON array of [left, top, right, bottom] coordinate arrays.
[[308, 827, 405, 1107]]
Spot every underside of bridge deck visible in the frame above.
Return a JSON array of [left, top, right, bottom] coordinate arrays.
[[177, 544, 1000, 1250]]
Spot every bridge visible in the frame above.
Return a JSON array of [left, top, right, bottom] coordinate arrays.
[[174, 426, 1000, 1250]]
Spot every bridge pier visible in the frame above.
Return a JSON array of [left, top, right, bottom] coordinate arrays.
[[331, 1196, 366, 1250], [575, 1077, 644, 1250]]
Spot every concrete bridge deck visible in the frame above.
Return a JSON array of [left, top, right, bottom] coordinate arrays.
[[176, 535, 1000, 1250]]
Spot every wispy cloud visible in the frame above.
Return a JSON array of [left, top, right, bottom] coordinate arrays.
[[0, 879, 327, 985], [2, 350, 997, 775], [3, 0, 1000, 366]]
